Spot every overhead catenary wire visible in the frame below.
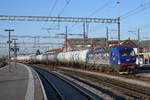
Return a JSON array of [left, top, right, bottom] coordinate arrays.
[[57, 0, 71, 17], [71, 0, 113, 34], [119, 1, 150, 39], [49, 0, 59, 16], [91, 1, 150, 39], [42, 0, 58, 29], [89, 0, 113, 17], [40, 0, 70, 51], [121, 1, 150, 20], [90, 1, 150, 35], [0, 34, 65, 38], [43, 0, 71, 32]]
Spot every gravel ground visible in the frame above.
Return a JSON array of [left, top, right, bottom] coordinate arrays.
[[59, 67, 150, 88]]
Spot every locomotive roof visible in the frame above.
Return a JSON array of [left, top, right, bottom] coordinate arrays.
[[110, 46, 133, 51]]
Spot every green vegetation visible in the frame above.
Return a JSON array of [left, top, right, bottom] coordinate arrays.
[[140, 40, 150, 48], [36, 49, 41, 55]]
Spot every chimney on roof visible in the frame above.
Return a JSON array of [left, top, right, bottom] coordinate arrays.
[[128, 37, 130, 40]]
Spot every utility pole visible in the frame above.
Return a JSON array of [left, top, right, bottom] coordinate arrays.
[[86, 22, 89, 39], [5, 29, 14, 72], [56, 26, 82, 52], [118, 18, 120, 45], [37, 36, 40, 49], [138, 28, 140, 65], [65, 25, 68, 52], [106, 26, 109, 48], [117, 1, 120, 45], [34, 36, 36, 46], [83, 23, 86, 49]]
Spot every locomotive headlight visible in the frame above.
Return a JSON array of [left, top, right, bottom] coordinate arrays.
[[118, 60, 120, 64]]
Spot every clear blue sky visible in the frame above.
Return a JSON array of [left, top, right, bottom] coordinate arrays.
[[0, 0, 150, 56]]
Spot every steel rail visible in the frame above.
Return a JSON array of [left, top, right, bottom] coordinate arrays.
[[33, 67, 65, 100], [33, 66, 96, 100], [59, 69, 150, 99], [47, 71, 97, 100]]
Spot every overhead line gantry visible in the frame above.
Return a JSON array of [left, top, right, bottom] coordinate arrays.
[[0, 15, 119, 23], [0, 35, 64, 38], [0, 15, 120, 44]]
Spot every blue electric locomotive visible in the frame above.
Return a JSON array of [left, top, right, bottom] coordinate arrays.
[[109, 46, 136, 73], [87, 46, 136, 73]]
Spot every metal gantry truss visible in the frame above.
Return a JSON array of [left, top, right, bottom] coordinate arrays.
[[0, 15, 121, 47], [0, 15, 119, 23], [0, 42, 62, 45], [0, 35, 64, 38]]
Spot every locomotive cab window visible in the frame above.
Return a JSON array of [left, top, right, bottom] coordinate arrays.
[[119, 48, 135, 57], [110, 52, 115, 57]]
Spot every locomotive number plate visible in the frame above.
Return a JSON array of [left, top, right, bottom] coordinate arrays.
[[126, 59, 130, 61]]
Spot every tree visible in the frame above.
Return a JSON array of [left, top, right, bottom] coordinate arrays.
[[36, 49, 41, 55]]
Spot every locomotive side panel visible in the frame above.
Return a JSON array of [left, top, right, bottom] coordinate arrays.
[[87, 50, 110, 65]]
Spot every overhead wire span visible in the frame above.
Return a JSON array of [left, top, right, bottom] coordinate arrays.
[[41, 0, 58, 27], [71, 0, 113, 33], [49, 0, 58, 16], [43, 0, 72, 32], [89, 0, 113, 17], [58, 0, 71, 17], [121, 1, 150, 20]]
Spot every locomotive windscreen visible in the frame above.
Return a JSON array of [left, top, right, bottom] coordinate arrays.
[[119, 48, 135, 57]]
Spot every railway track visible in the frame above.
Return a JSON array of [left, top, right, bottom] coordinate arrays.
[[32, 66, 102, 100], [58, 71, 127, 100], [34, 64, 150, 82], [58, 68, 150, 100], [33, 67, 64, 100]]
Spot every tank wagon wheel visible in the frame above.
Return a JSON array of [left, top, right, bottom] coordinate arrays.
[[91, 65, 95, 70], [108, 66, 113, 72], [95, 65, 100, 71], [94, 65, 99, 71]]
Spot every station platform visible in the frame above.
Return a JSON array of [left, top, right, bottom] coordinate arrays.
[[136, 64, 150, 78], [0, 62, 47, 100]]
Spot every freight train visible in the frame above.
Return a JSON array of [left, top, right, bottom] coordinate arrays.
[[13, 46, 136, 74]]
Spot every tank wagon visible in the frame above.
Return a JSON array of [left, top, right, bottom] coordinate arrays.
[[14, 46, 136, 73], [16, 55, 31, 63]]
